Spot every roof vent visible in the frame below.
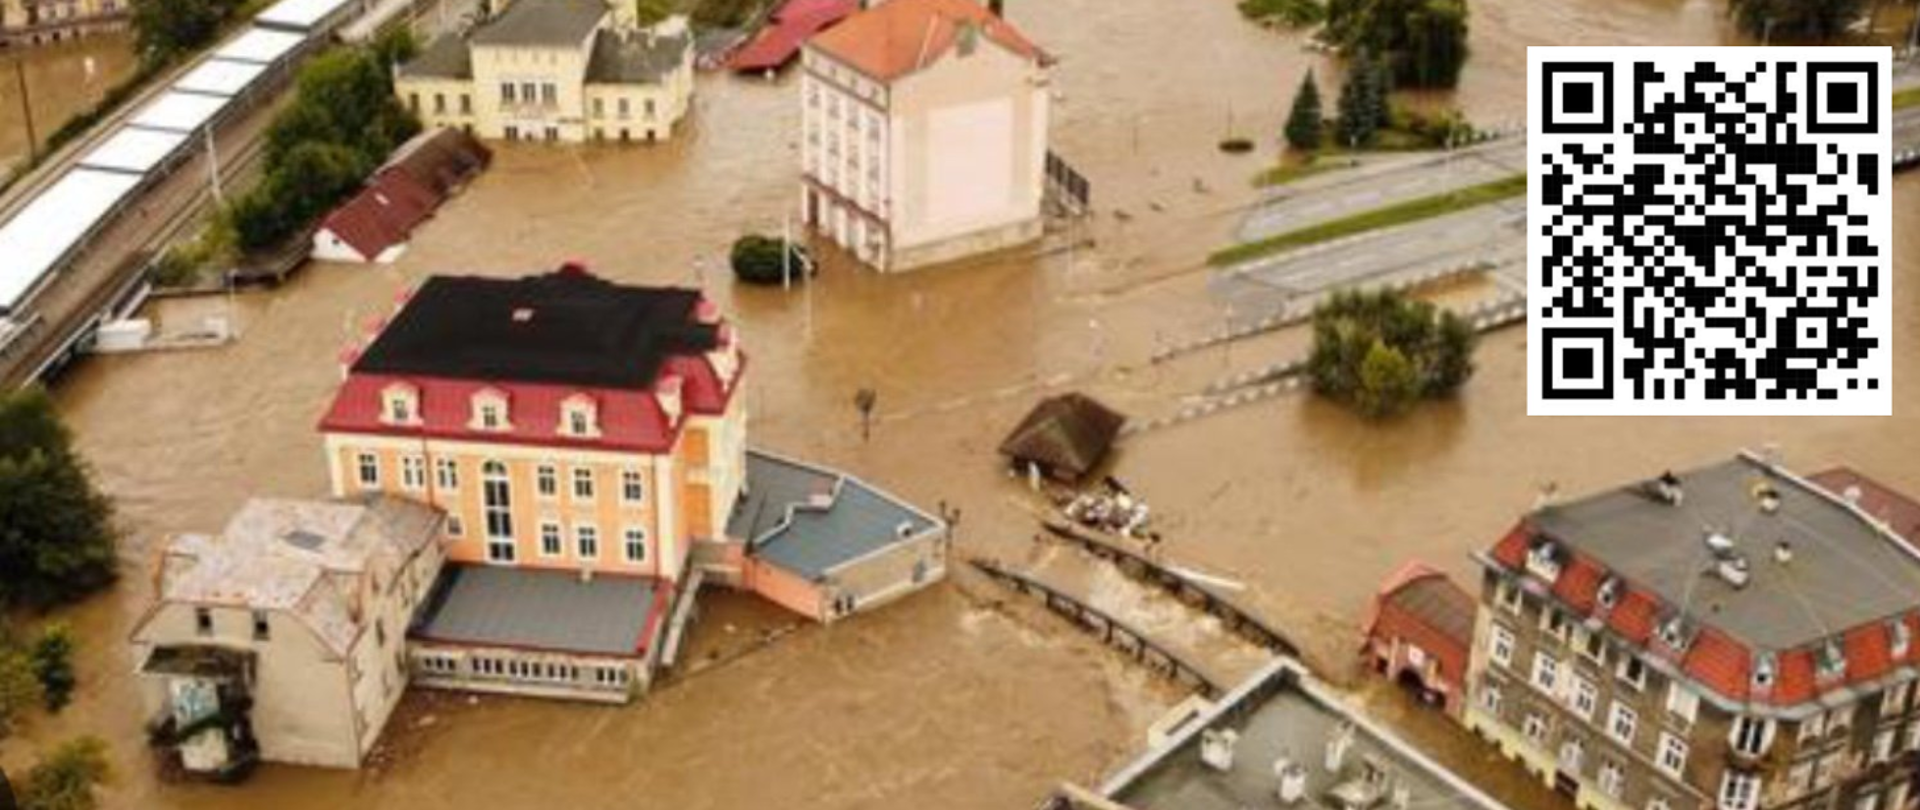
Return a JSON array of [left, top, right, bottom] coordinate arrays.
[[1843, 485, 1864, 504], [895, 521, 917, 539], [1650, 471, 1684, 505], [512, 307, 535, 323], [1658, 615, 1693, 652], [1773, 541, 1794, 565], [283, 529, 327, 551], [1751, 651, 1777, 689], [1596, 575, 1622, 609], [1716, 556, 1751, 589], [1705, 531, 1738, 558], [1200, 728, 1239, 772], [1751, 480, 1781, 514]]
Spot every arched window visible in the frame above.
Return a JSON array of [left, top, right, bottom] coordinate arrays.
[[481, 460, 515, 562]]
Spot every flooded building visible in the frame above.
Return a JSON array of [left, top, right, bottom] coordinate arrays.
[[1052, 658, 1514, 810], [1463, 453, 1920, 810], [312, 127, 491, 264], [319, 266, 947, 702], [799, 0, 1050, 271], [0, 0, 127, 46], [1364, 562, 1475, 718], [130, 496, 447, 775], [395, 0, 694, 143]]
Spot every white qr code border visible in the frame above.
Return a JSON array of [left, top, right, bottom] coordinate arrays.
[[1526, 46, 1892, 417]]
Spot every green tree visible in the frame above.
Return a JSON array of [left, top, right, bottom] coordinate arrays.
[[730, 235, 811, 285], [32, 623, 77, 712], [1285, 70, 1324, 150], [1325, 0, 1469, 88], [0, 389, 116, 610], [634, 0, 677, 26], [128, 0, 240, 64], [1728, 0, 1867, 40], [1336, 53, 1384, 148], [0, 644, 42, 737], [17, 736, 111, 810], [1355, 340, 1419, 418]]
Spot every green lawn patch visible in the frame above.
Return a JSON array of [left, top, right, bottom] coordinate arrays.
[[1209, 173, 1526, 267], [1895, 86, 1920, 111], [1254, 156, 1349, 187]]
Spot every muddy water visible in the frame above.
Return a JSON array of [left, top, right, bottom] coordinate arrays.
[[0, 32, 138, 174], [17, 0, 1920, 808]]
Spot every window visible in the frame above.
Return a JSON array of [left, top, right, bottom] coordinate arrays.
[[501, 82, 515, 103], [1491, 624, 1516, 668], [544, 126, 557, 142], [1531, 652, 1560, 694], [1649, 797, 1672, 810], [520, 82, 535, 103], [537, 464, 558, 498], [1729, 716, 1773, 757], [1497, 581, 1523, 615], [1787, 761, 1815, 795], [1720, 772, 1761, 810], [541, 83, 556, 105], [563, 399, 597, 436], [1609, 703, 1638, 746], [436, 458, 459, 491], [1480, 681, 1503, 714], [1523, 712, 1548, 743], [482, 461, 515, 559], [460, 94, 472, 114], [621, 469, 645, 504], [1908, 718, 1920, 751], [540, 522, 562, 557], [408, 93, 419, 113], [1575, 627, 1607, 664], [434, 93, 445, 113], [473, 393, 508, 430], [1598, 760, 1626, 798], [357, 452, 380, 487], [446, 515, 464, 537], [1667, 682, 1700, 728], [1572, 675, 1599, 720], [618, 98, 630, 118], [623, 528, 646, 563], [1799, 714, 1826, 744], [1656, 732, 1688, 778], [1618, 655, 1649, 691], [384, 386, 416, 424], [1857, 793, 1881, 810], [576, 524, 599, 559], [1541, 608, 1571, 642], [401, 455, 426, 490], [1883, 681, 1914, 716], [1873, 728, 1896, 763], [644, 98, 656, 118], [572, 467, 595, 500], [195, 607, 213, 636], [593, 98, 604, 118]]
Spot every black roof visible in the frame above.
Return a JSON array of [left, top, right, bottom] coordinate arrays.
[[352, 269, 720, 389]]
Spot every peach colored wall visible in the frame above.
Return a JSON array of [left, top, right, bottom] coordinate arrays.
[[743, 558, 824, 622]]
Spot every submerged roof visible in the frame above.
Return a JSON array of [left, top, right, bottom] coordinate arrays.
[[807, 0, 1043, 82], [471, 0, 607, 47], [998, 392, 1125, 479], [729, 449, 941, 579], [586, 28, 691, 84], [411, 564, 665, 657], [350, 271, 722, 389]]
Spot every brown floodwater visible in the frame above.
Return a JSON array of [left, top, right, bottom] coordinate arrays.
[[9, 0, 1919, 808], [0, 32, 138, 175]]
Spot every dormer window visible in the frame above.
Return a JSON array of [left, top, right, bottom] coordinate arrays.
[[1751, 651, 1778, 690], [1657, 615, 1693, 653], [382, 383, 420, 425], [1891, 620, 1912, 659], [1816, 639, 1848, 682], [1525, 537, 1564, 582], [560, 395, 599, 438], [470, 390, 510, 431]]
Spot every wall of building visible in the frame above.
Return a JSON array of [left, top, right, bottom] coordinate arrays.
[[410, 642, 645, 704], [0, 0, 128, 44], [470, 38, 595, 141], [398, 76, 481, 136], [817, 529, 946, 620], [581, 47, 694, 143]]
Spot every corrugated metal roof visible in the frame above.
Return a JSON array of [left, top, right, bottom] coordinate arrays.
[[411, 564, 661, 657], [730, 450, 940, 580]]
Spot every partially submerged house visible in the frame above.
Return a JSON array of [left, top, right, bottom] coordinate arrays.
[[1000, 392, 1126, 483], [728, 0, 857, 73], [130, 496, 446, 775], [1363, 561, 1475, 717], [312, 127, 491, 264]]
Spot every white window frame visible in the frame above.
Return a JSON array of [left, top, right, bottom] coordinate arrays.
[[539, 521, 563, 557], [435, 457, 459, 491], [621, 468, 645, 504], [1667, 682, 1700, 728], [1609, 702, 1638, 746], [1618, 654, 1650, 692], [1719, 772, 1760, 810], [623, 527, 647, 564], [1532, 651, 1561, 695], [1656, 731, 1688, 778], [1729, 715, 1773, 758], [1572, 675, 1599, 721], [1523, 712, 1548, 743], [536, 463, 558, 498], [1497, 580, 1523, 614], [401, 454, 426, 491], [1491, 624, 1516, 668], [576, 523, 599, 559], [1480, 681, 1503, 714], [356, 452, 380, 487], [572, 466, 595, 500], [471, 391, 510, 431], [1599, 760, 1626, 799]]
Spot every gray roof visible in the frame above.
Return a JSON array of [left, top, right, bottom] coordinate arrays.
[[471, 0, 605, 47], [727, 450, 941, 580], [1529, 453, 1920, 651], [586, 28, 690, 84], [410, 564, 660, 657], [399, 35, 473, 80]]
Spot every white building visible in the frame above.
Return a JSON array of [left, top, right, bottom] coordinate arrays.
[[799, 0, 1051, 271]]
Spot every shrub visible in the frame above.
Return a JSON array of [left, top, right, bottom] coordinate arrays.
[[1238, 0, 1326, 27], [1307, 288, 1477, 418], [730, 235, 810, 285], [0, 643, 41, 738], [32, 624, 76, 712], [0, 388, 117, 610], [18, 736, 111, 810]]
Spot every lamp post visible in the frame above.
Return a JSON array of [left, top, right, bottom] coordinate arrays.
[[12, 58, 37, 164]]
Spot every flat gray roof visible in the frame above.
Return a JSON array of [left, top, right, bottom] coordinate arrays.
[[400, 35, 473, 80], [728, 450, 940, 580], [1531, 454, 1920, 650], [1108, 662, 1509, 810], [411, 564, 660, 657], [471, 0, 605, 47]]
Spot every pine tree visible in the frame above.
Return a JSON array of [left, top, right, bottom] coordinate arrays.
[[1336, 53, 1382, 148], [1284, 71, 1324, 151]]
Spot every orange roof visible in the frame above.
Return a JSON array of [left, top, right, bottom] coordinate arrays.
[[806, 0, 1043, 82]]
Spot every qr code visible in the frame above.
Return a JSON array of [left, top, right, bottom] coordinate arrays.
[[1527, 47, 1891, 416]]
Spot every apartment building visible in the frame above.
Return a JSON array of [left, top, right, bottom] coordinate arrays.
[[395, 0, 694, 144], [1463, 453, 1920, 810], [130, 496, 446, 774], [799, 0, 1050, 271], [0, 0, 127, 46]]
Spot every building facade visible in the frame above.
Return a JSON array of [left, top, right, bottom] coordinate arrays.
[[0, 0, 127, 46], [396, 0, 694, 144], [1365, 561, 1476, 718], [1462, 454, 1920, 810], [130, 496, 446, 774], [799, 0, 1050, 271]]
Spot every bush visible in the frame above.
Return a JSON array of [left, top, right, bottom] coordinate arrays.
[[1325, 0, 1469, 88], [32, 624, 76, 712], [18, 736, 111, 810], [1307, 289, 1477, 418], [0, 388, 117, 610], [0, 642, 42, 738], [730, 235, 811, 285], [130, 0, 245, 65], [1728, 0, 1865, 40], [1238, 0, 1325, 27]]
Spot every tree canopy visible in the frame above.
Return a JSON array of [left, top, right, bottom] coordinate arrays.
[[1728, 0, 1867, 41], [1285, 70, 1324, 150], [730, 235, 812, 285], [129, 0, 244, 65], [0, 389, 116, 610], [1325, 0, 1469, 88], [1335, 52, 1390, 148], [1307, 289, 1477, 418]]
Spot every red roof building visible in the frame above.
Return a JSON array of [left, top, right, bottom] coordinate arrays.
[[312, 127, 490, 264], [728, 0, 858, 73], [1363, 561, 1476, 717]]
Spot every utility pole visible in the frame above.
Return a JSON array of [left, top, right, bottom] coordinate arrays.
[[13, 58, 37, 163]]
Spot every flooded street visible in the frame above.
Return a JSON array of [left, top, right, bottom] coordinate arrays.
[[0, 32, 137, 175], [10, 0, 1920, 807]]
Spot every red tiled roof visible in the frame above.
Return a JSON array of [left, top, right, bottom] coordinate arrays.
[[1490, 522, 1529, 569], [319, 167, 442, 261], [729, 0, 858, 71], [1552, 556, 1605, 615], [1605, 587, 1659, 644], [1681, 627, 1752, 703], [807, 0, 1042, 82], [1770, 649, 1817, 705], [1843, 622, 1895, 683]]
